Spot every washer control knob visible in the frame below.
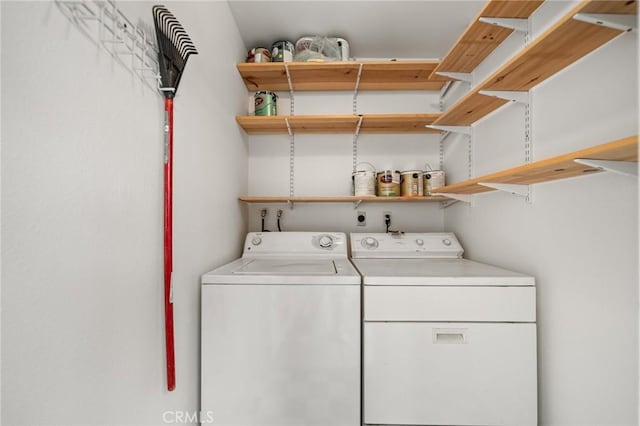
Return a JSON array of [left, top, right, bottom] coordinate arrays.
[[442, 238, 452, 246], [318, 235, 334, 248], [362, 237, 379, 249], [251, 236, 262, 246], [416, 239, 424, 246]]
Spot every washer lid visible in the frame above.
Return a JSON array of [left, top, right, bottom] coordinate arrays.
[[233, 259, 337, 275], [202, 257, 360, 285], [352, 258, 534, 286]]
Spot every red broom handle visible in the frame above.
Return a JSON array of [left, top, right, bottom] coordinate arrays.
[[164, 97, 176, 391]]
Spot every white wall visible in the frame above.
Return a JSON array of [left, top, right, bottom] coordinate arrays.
[[247, 91, 446, 232], [1, 2, 247, 425], [444, 3, 638, 426]]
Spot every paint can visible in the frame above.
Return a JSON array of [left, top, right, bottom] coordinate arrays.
[[352, 162, 376, 196], [246, 47, 272, 63], [271, 40, 294, 62], [254, 91, 278, 116], [376, 170, 401, 196], [401, 170, 424, 197], [424, 168, 445, 195]]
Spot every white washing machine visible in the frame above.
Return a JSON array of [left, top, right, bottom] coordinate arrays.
[[201, 232, 361, 426], [351, 232, 537, 426]]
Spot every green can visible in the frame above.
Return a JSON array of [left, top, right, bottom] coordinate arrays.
[[254, 91, 278, 116]]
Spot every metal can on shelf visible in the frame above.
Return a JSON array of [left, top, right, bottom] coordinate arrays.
[[271, 40, 294, 62], [424, 169, 445, 195], [401, 170, 423, 197], [376, 170, 401, 196], [246, 47, 272, 63], [254, 91, 278, 116], [352, 162, 377, 196]]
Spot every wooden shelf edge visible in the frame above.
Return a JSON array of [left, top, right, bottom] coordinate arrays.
[[237, 60, 447, 92], [236, 114, 442, 134], [434, 0, 636, 126], [239, 195, 451, 203], [430, 0, 545, 78], [432, 135, 638, 195]]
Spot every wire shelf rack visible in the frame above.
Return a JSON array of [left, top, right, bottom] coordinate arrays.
[[56, 0, 160, 93]]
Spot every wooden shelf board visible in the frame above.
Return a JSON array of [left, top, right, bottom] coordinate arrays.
[[434, 0, 637, 126], [240, 195, 451, 203], [431, 1, 544, 78], [237, 61, 447, 92], [432, 135, 638, 195], [236, 114, 442, 134]]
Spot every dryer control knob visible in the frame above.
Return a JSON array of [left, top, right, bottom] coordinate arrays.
[[251, 236, 262, 246], [416, 239, 424, 246], [319, 235, 334, 248], [362, 237, 379, 249], [442, 238, 452, 246]]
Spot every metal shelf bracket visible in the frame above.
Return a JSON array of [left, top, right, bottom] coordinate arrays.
[[427, 125, 472, 136], [574, 159, 638, 177], [478, 182, 530, 196], [353, 199, 363, 209], [438, 193, 473, 208], [353, 63, 364, 114], [285, 118, 295, 198], [573, 13, 636, 32], [435, 72, 473, 83], [284, 117, 293, 137], [352, 115, 364, 172], [438, 193, 473, 203], [479, 90, 529, 104], [284, 63, 295, 114], [479, 17, 529, 33], [439, 81, 454, 101]]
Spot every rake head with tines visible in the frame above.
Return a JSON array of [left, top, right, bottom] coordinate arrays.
[[152, 5, 198, 98]]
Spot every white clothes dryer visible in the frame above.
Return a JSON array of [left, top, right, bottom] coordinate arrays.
[[350, 232, 537, 426], [201, 232, 361, 426]]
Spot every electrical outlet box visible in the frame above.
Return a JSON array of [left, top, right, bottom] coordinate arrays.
[[357, 211, 366, 226]]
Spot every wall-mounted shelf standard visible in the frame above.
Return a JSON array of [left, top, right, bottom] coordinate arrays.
[[433, 0, 637, 126], [430, 0, 544, 80], [239, 196, 451, 204], [237, 61, 447, 92], [432, 135, 638, 195], [236, 114, 442, 135]]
